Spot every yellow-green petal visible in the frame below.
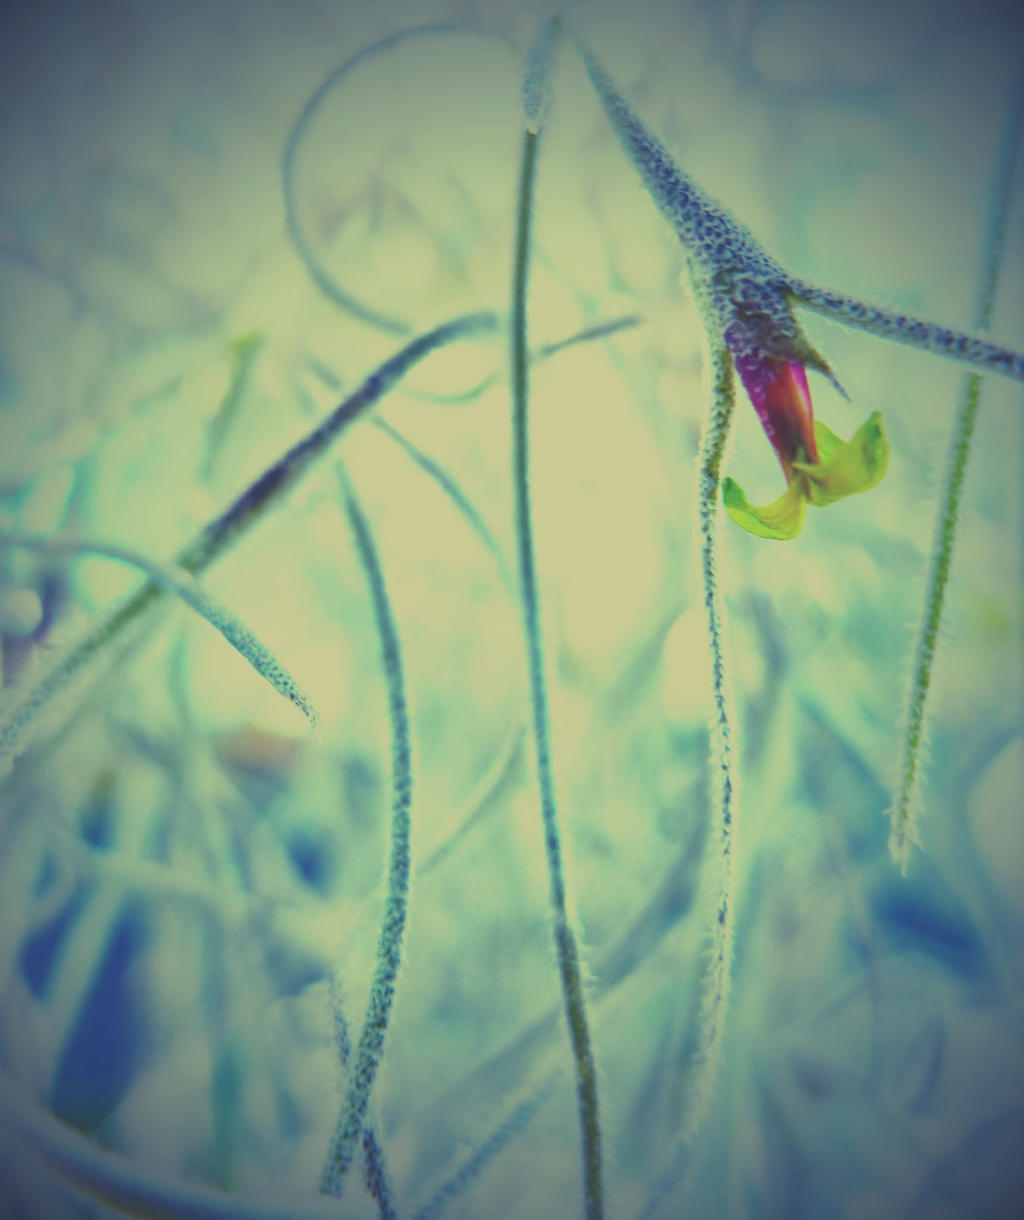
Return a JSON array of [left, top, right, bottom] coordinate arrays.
[[722, 477, 806, 540], [795, 411, 889, 507]]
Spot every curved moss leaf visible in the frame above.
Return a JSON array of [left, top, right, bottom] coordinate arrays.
[[0, 532, 322, 744]]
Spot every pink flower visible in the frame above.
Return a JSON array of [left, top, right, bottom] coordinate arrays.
[[581, 45, 890, 539], [734, 354, 819, 482], [724, 353, 889, 540]]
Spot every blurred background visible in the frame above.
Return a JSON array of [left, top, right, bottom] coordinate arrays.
[[0, 0, 1022, 1216]]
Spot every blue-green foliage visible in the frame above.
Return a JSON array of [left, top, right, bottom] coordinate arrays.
[[0, 9, 1021, 1220]]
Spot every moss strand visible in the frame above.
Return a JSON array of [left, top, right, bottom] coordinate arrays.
[[889, 78, 1023, 870], [319, 471, 413, 1197], [791, 281, 1024, 384], [511, 123, 605, 1220]]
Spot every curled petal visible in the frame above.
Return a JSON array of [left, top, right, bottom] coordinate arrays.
[[722, 477, 805, 540], [724, 411, 888, 541], [795, 411, 889, 507]]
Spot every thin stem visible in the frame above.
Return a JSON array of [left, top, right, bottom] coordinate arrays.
[[202, 332, 265, 482], [319, 470, 412, 1197], [371, 417, 510, 584], [637, 340, 739, 1220], [790, 280, 1024, 384], [416, 721, 525, 877], [535, 313, 642, 359], [889, 77, 1023, 871], [511, 125, 604, 1220]]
